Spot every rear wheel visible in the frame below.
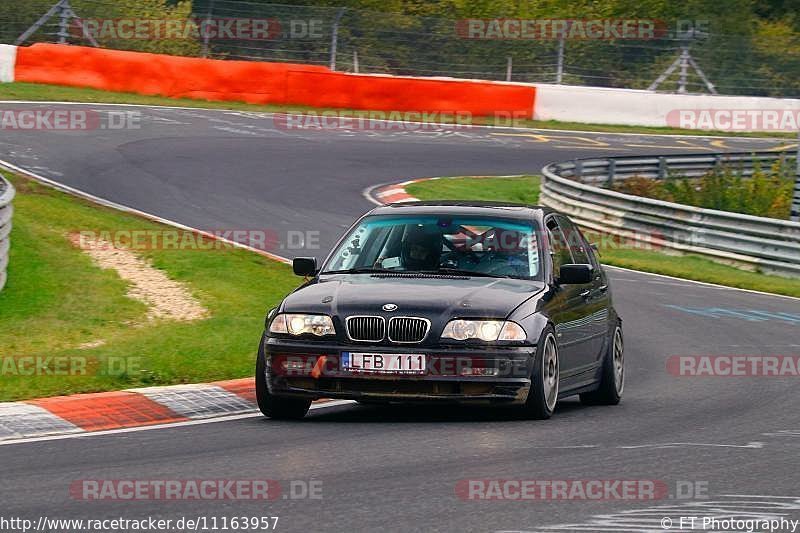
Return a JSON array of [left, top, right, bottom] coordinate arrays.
[[520, 328, 559, 420], [580, 322, 624, 406], [255, 337, 311, 420]]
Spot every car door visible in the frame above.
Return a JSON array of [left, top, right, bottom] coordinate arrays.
[[544, 216, 596, 377], [555, 215, 609, 367]]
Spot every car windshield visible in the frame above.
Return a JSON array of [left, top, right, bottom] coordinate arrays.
[[322, 214, 542, 280]]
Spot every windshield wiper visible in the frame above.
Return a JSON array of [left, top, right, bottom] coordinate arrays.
[[322, 267, 518, 279], [321, 267, 389, 274], [418, 268, 510, 278]]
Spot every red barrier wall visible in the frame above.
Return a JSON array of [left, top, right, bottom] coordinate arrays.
[[14, 44, 535, 117]]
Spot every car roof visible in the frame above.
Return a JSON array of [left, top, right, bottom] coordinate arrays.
[[368, 200, 554, 220]]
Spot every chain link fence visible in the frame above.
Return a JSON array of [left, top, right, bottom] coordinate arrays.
[[1, 0, 799, 97]]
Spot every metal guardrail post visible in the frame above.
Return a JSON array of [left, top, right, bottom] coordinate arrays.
[[657, 157, 667, 179], [201, 0, 216, 58], [573, 159, 583, 182], [0, 173, 15, 293], [329, 8, 346, 72], [605, 159, 616, 188], [555, 36, 565, 84]]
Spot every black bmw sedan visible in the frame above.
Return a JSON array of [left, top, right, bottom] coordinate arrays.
[[256, 201, 624, 420]]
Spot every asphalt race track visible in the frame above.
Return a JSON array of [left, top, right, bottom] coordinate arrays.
[[2, 103, 800, 532]]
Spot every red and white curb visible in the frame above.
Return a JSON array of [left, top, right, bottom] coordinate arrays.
[[371, 179, 425, 204], [368, 175, 513, 205], [0, 379, 336, 444]]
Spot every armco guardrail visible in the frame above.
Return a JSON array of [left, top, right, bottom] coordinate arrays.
[[540, 151, 800, 278], [0, 173, 14, 291]]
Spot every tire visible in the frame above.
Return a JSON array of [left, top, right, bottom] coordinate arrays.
[[520, 327, 560, 420], [580, 321, 624, 406], [255, 336, 311, 420]]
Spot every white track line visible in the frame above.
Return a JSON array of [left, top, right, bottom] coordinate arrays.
[[0, 99, 788, 140], [605, 265, 800, 301], [0, 400, 356, 447], [0, 159, 291, 264]]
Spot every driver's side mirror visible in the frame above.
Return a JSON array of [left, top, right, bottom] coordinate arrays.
[[558, 264, 593, 285], [292, 257, 318, 277]]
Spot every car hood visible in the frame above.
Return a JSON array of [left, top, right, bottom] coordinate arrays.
[[281, 274, 545, 321]]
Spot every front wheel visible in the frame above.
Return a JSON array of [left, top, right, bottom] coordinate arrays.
[[255, 337, 311, 420], [580, 322, 624, 406], [520, 328, 560, 420]]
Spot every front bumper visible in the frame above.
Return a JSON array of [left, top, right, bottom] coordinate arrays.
[[263, 336, 536, 405]]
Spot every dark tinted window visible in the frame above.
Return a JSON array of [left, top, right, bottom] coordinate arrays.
[[324, 214, 543, 280], [555, 215, 590, 264], [545, 217, 574, 273]]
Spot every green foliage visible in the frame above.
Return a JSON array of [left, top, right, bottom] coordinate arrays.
[[613, 160, 795, 219], [6, 0, 800, 95], [72, 0, 201, 56], [0, 0, 199, 57]]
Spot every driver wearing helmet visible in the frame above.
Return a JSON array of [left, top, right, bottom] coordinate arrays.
[[401, 227, 442, 271]]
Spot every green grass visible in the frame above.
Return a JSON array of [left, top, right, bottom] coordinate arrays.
[[0, 82, 791, 138], [406, 176, 540, 204], [0, 172, 301, 401], [407, 175, 800, 298], [589, 246, 800, 297]]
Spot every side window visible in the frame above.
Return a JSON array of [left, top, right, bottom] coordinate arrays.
[[545, 217, 574, 272], [580, 230, 601, 270], [555, 215, 590, 265]]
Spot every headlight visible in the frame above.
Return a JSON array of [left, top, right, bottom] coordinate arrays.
[[269, 314, 336, 336], [441, 320, 526, 342], [265, 307, 278, 329]]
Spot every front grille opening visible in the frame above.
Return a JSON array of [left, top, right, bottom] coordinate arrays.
[[346, 316, 385, 342], [285, 378, 502, 398], [286, 378, 316, 389], [460, 383, 493, 395], [317, 379, 459, 395], [388, 317, 430, 343]]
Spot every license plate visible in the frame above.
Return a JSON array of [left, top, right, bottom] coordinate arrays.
[[341, 352, 426, 375]]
